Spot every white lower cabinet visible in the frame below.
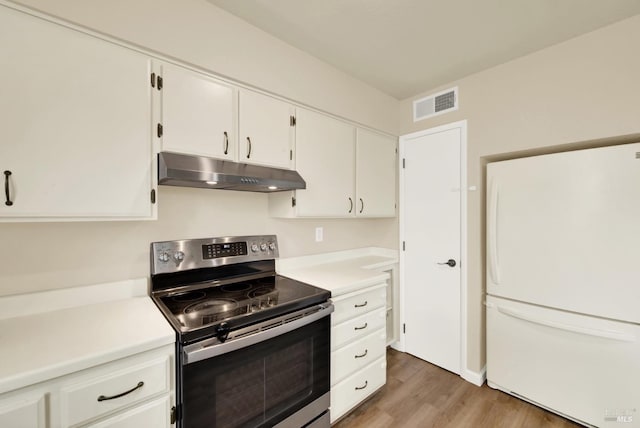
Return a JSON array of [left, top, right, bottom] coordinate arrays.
[[331, 358, 386, 423], [0, 389, 46, 428], [330, 283, 387, 423], [0, 345, 174, 428]]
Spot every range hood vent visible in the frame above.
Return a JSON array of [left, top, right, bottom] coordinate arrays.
[[158, 152, 306, 193]]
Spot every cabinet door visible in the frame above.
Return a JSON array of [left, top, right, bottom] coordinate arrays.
[[0, 391, 46, 428], [160, 62, 235, 160], [0, 6, 154, 220], [295, 109, 355, 217], [355, 129, 396, 217], [239, 90, 294, 169]]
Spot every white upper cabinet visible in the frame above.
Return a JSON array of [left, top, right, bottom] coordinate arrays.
[[239, 90, 295, 169], [157, 62, 236, 160], [0, 5, 155, 221], [294, 108, 356, 217], [355, 129, 397, 217], [269, 108, 396, 218]]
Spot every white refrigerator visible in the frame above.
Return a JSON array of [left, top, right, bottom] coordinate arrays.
[[486, 143, 640, 427]]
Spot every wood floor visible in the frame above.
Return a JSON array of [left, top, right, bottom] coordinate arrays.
[[333, 349, 580, 428]]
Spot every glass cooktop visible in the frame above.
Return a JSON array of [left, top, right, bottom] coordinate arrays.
[[156, 274, 330, 339]]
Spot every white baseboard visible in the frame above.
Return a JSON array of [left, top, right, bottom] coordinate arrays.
[[461, 366, 486, 386]]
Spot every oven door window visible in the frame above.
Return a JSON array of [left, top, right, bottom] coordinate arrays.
[[182, 316, 330, 428]]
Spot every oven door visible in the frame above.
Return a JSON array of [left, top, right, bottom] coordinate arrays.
[[180, 304, 333, 428]]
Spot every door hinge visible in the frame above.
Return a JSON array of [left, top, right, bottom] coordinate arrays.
[[290, 115, 296, 126], [402, 241, 406, 251], [157, 75, 163, 91], [402, 158, 406, 168], [170, 406, 177, 424], [291, 196, 296, 207], [150, 189, 156, 204], [403, 323, 406, 334], [157, 123, 163, 138], [150, 72, 156, 88], [290, 149, 293, 160]]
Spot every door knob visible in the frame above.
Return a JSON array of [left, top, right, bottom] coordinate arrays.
[[437, 259, 456, 267]]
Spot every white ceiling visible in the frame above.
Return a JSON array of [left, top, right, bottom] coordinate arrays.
[[206, 0, 640, 100]]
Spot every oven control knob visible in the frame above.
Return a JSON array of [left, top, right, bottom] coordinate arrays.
[[158, 252, 170, 263], [260, 243, 267, 251], [251, 244, 259, 252], [268, 242, 276, 251], [216, 322, 230, 343], [174, 251, 185, 261]]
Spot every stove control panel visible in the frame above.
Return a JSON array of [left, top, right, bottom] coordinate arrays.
[[202, 242, 247, 259], [151, 235, 279, 275]]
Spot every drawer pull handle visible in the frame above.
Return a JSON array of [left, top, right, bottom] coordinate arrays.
[[223, 131, 229, 155], [354, 301, 368, 308], [355, 380, 368, 391], [97, 381, 144, 402], [355, 349, 368, 359], [4, 171, 13, 206], [354, 323, 368, 331]]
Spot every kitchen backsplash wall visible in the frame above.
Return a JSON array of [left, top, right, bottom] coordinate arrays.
[[0, 187, 397, 296], [0, 0, 399, 297]]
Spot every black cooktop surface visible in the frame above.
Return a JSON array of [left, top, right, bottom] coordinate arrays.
[[154, 274, 330, 343]]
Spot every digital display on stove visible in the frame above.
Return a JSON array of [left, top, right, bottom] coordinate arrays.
[[202, 242, 248, 259]]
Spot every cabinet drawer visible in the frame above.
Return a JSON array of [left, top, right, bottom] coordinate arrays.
[[331, 329, 386, 385], [84, 395, 171, 428], [60, 354, 171, 426], [332, 307, 386, 350], [332, 284, 386, 325], [330, 357, 386, 423]]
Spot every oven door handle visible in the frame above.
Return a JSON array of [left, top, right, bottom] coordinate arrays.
[[183, 304, 334, 364]]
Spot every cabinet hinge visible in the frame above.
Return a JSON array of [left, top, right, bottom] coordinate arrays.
[[402, 158, 406, 169], [403, 323, 406, 334], [289, 149, 293, 161], [170, 405, 177, 424], [402, 241, 406, 251], [290, 115, 296, 127], [150, 189, 156, 204], [157, 123, 163, 138], [292, 196, 296, 207], [157, 75, 163, 91], [150, 72, 156, 88]]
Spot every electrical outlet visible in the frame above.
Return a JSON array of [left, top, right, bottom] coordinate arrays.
[[315, 227, 323, 242]]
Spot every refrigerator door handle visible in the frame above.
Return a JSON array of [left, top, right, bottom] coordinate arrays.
[[488, 178, 501, 284], [497, 305, 636, 342]]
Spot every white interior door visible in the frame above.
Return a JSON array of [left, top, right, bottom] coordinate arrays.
[[402, 125, 462, 374]]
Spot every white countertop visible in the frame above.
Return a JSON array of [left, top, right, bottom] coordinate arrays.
[[0, 279, 175, 395], [277, 247, 398, 297]]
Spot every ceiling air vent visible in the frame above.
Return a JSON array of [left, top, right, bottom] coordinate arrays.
[[413, 87, 458, 122]]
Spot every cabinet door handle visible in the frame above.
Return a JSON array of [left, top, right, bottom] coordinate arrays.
[[223, 132, 229, 155], [355, 349, 368, 359], [4, 171, 13, 206], [359, 198, 364, 213], [97, 381, 144, 402], [354, 301, 368, 308], [246, 137, 252, 159], [348, 197, 353, 213], [355, 380, 368, 391], [354, 323, 368, 331]]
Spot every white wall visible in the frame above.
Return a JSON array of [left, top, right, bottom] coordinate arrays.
[[398, 14, 640, 373], [0, 0, 399, 296]]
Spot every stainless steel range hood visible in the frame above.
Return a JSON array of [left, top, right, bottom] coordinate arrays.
[[158, 152, 306, 192]]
